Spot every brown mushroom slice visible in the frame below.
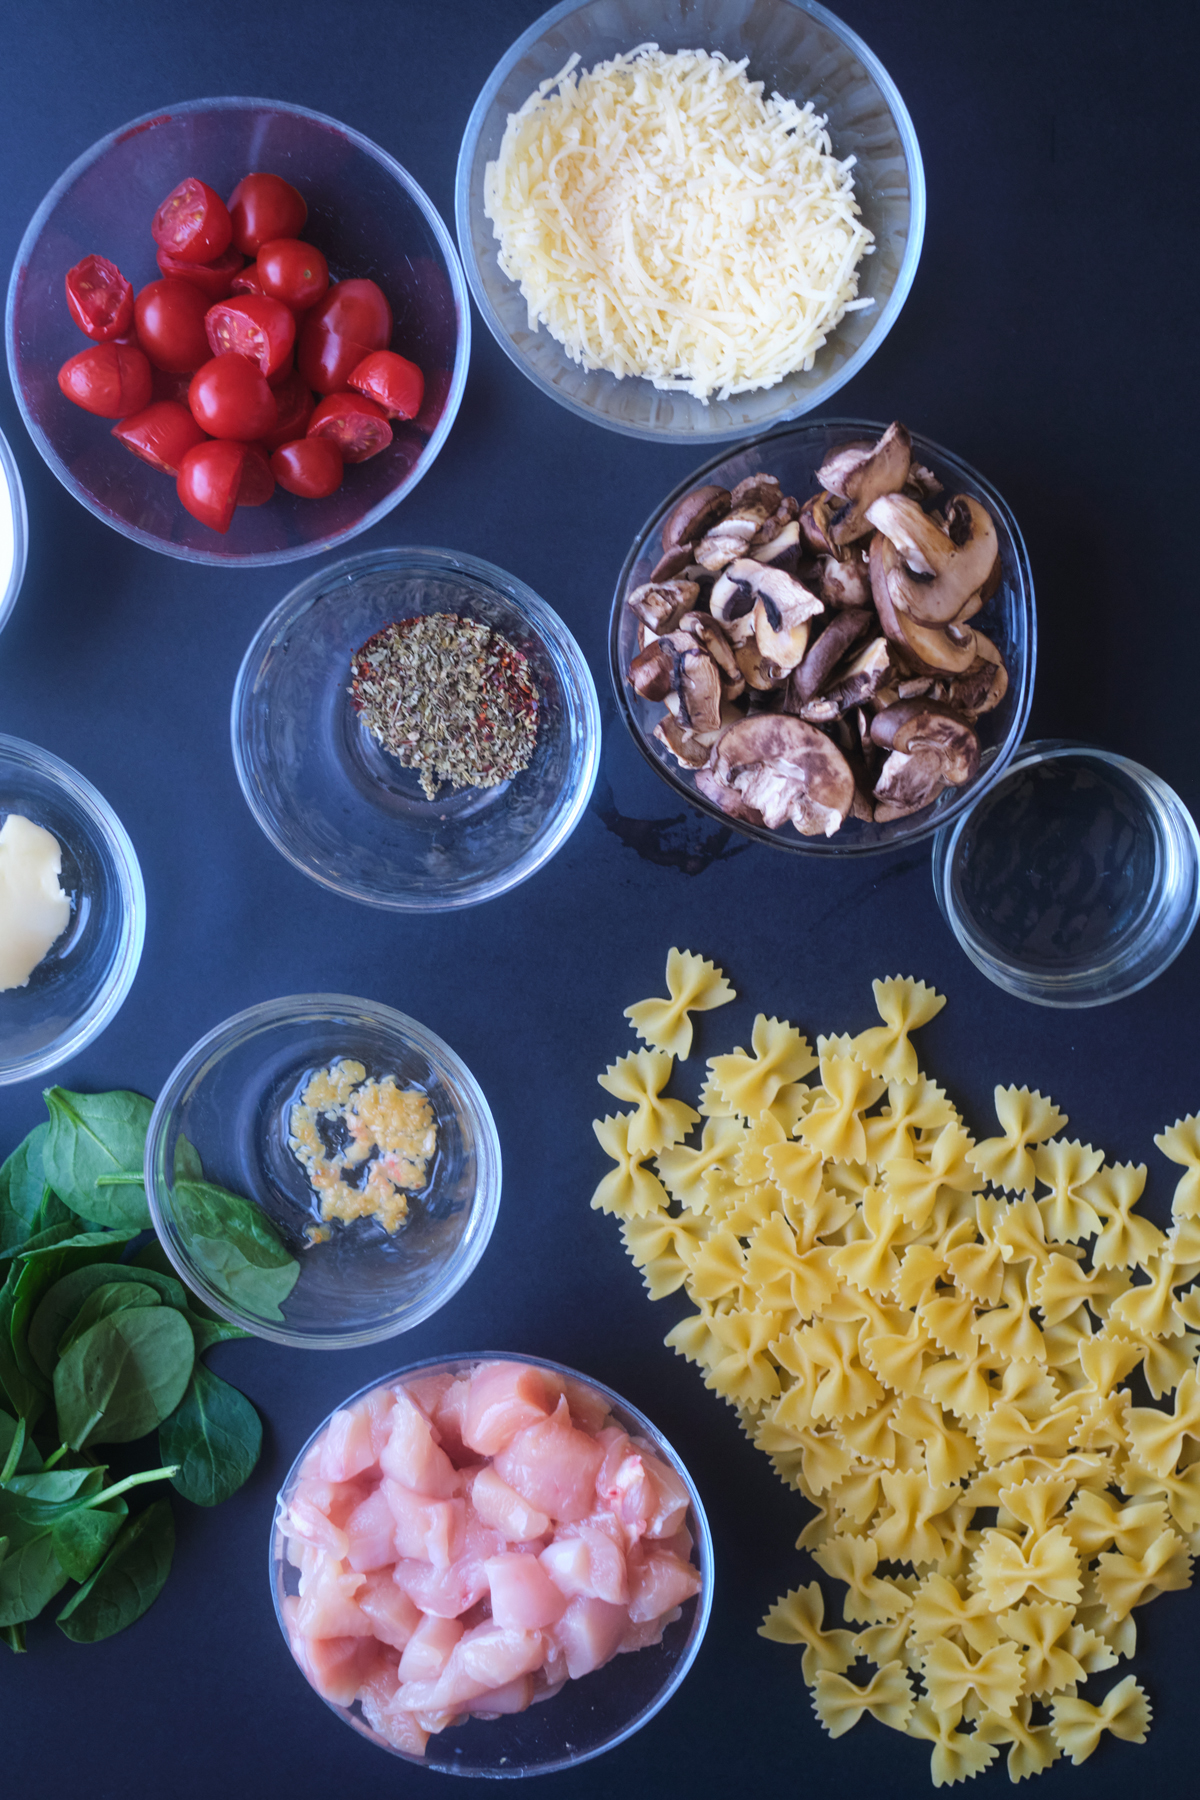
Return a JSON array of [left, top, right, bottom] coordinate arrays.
[[661, 484, 730, 552], [649, 544, 698, 584], [817, 550, 872, 609], [709, 561, 761, 645], [750, 519, 802, 565], [814, 421, 913, 546], [790, 607, 874, 705], [942, 632, 1008, 716], [795, 632, 890, 722], [627, 637, 680, 701], [675, 646, 724, 733], [735, 637, 786, 691], [799, 493, 838, 557], [677, 611, 742, 688], [626, 577, 700, 635], [694, 505, 772, 572], [694, 762, 767, 827], [712, 715, 855, 837], [864, 492, 1000, 625], [870, 535, 980, 674], [872, 749, 951, 821], [730, 473, 783, 514], [870, 699, 981, 819]]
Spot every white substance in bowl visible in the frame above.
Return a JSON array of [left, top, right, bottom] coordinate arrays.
[[0, 814, 72, 990]]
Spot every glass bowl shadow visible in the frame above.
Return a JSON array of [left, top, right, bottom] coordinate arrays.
[[609, 418, 1036, 856], [232, 547, 601, 910], [6, 97, 470, 566], [0, 427, 29, 638], [455, 0, 924, 444], [932, 740, 1200, 1007], [0, 735, 144, 1086], [269, 1352, 714, 1776], [143, 995, 502, 1348]]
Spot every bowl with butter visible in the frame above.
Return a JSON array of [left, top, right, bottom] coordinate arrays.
[[143, 994, 502, 1348], [0, 735, 145, 1086]]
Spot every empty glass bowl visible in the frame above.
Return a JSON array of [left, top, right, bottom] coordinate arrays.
[[456, 0, 923, 442], [7, 97, 469, 566], [0, 427, 28, 638], [270, 1352, 713, 1775], [231, 547, 601, 909], [143, 995, 502, 1347], [0, 736, 145, 1085]]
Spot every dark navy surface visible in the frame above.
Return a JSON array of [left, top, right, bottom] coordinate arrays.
[[1, 3, 1198, 1795]]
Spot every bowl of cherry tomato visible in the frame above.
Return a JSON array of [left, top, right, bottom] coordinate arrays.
[[5, 97, 470, 566]]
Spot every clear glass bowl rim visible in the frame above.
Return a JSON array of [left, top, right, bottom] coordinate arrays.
[[268, 1348, 715, 1776], [0, 425, 29, 638], [0, 732, 146, 1086], [5, 94, 472, 569], [142, 991, 503, 1347], [930, 737, 1200, 1008], [607, 416, 1037, 856], [454, 0, 926, 444], [229, 543, 603, 911]]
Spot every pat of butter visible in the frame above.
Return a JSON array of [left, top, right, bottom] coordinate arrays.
[[0, 814, 72, 991]]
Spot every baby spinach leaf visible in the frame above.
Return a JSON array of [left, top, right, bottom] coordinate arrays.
[[52, 1498, 128, 1583], [173, 1180, 299, 1321], [186, 1313, 251, 1355], [174, 1137, 204, 1182], [57, 1498, 174, 1643], [9, 1235, 140, 1395], [43, 1089, 154, 1231], [1, 1622, 23, 1652], [3, 1466, 105, 1504], [58, 1283, 161, 1358], [54, 1309, 195, 1450], [0, 1530, 68, 1626], [28, 1261, 188, 1380], [0, 1125, 50, 1255], [159, 1363, 262, 1507], [0, 1267, 45, 1427], [0, 1407, 39, 1477]]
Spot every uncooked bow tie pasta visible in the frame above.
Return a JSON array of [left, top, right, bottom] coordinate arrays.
[[589, 961, 1200, 1784]]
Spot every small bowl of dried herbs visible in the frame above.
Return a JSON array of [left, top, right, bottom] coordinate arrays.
[[231, 546, 601, 909]]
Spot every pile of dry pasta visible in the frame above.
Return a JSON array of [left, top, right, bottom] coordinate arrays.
[[590, 950, 1200, 1784]]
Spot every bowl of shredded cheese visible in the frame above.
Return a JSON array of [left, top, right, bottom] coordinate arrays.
[[455, 0, 923, 441]]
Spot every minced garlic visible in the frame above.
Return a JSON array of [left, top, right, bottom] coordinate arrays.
[[288, 1057, 437, 1235]]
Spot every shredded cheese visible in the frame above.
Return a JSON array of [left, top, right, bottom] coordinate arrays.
[[484, 45, 874, 404]]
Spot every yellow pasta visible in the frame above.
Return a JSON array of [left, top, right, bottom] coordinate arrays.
[[623, 947, 735, 1060]]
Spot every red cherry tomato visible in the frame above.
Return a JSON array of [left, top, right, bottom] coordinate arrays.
[[261, 368, 315, 452], [155, 241, 244, 302], [266, 348, 295, 390], [297, 280, 393, 394], [270, 436, 344, 498], [205, 296, 295, 379], [230, 267, 267, 298], [347, 349, 424, 421], [236, 444, 275, 506], [111, 400, 208, 475], [134, 278, 212, 374], [151, 178, 232, 264], [188, 354, 277, 440], [65, 255, 134, 342], [227, 173, 307, 256], [256, 238, 329, 312], [58, 342, 152, 418], [307, 392, 392, 463], [176, 438, 246, 532]]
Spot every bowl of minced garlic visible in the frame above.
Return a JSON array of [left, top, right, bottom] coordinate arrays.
[[289, 1057, 439, 1238]]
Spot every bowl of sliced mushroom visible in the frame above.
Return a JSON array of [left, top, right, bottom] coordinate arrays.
[[609, 419, 1035, 853]]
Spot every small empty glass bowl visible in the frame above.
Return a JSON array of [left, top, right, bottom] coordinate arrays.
[[232, 547, 601, 910], [7, 97, 469, 566], [456, 0, 923, 443], [143, 995, 501, 1347], [270, 1353, 713, 1776], [932, 740, 1200, 1007], [0, 736, 145, 1086], [0, 427, 29, 638]]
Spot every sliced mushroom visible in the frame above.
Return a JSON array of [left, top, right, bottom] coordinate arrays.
[[869, 700, 981, 820], [627, 637, 679, 701], [789, 607, 874, 705], [796, 635, 892, 722], [750, 519, 803, 567], [709, 560, 762, 644], [830, 716, 876, 822], [711, 714, 856, 837], [730, 473, 783, 514], [735, 637, 786, 691], [694, 505, 772, 572], [816, 550, 872, 609], [872, 749, 952, 821], [814, 421, 913, 546], [864, 492, 1000, 625], [675, 645, 724, 733], [649, 544, 698, 584], [654, 712, 715, 768], [799, 493, 838, 557], [661, 484, 730, 552], [870, 534, 979, 674], [677, 611, 744, 692], [903, 462, 943, 503], [626, 577, 699, 635], [694, 762, 766, 827], [940, 632, 1009, 716]]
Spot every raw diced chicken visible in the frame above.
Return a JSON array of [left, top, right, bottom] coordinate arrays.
[[391, 1550, 492, 1620], [380, 1387, 461, 1498], [382, 1481, 464, 1568], [286, 1477, 363, 1557], [493, 1398, 605, 1522], [345, 1488, 400, 1573], [540, 1525, 628, 1605], [318, 1383, 394, 1482], [462, 1362, 554, 1456], [283, 1597, 382, 1706], [357, 1571, 422, 1650], [551, 1595, 628, 1679], [431, 1623, 548, 1708], [548, 1374, 612, 1436], [640, 1452, 691, 1540], [467, 1673, 534, 1717], [627, 1548, 701, 1623], [398, 1612, 464, 1683], [486, 1552, 569, 1631], [470, 1466, 551, 1542], [617, 1605, 681, 1655], [431, 1378, 473, 1465], [296, 1556, 370, 1639], [405, 1372, 454, 1419]]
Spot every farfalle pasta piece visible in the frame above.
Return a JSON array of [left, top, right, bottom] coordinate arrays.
[[708, 1015, 817, 1120], [1127, 1367, 1200, 1476], [759, 1581, 856, 1685], [1109, 1253, 1185, 1340], [851, 977, 946, 1085], [1062, 1490, 1168, 1562], [894, 1397, 978, 1488], [1032, 1139, 1104, 1242], [970, 1526, 1081, 1611], [799, 1053, 885, 1166], [813, 1533, 911, 1624], [905, 1699, 998, 1787], [1156, 1114, 1200, 1218], [830, 1187, 907, 1298], [590, 1113, 672, 1221], [623, 948, 735, 1060], [996, 1601, 1084, 1697], [705, 1307, 784, 1409], [812, 1660, 914, 1738], [785, 1317, 885, 1423], [745, 1213, 838, 1321], [969, 1087, 1067, 1197], [687, 1227, 750, 1307], [1050, 1675, 1151, 1764], [1121, 1456, 1200, 1536], [1077, 1161, 1164, 1271], [663, 1305, 721, 1376], [619, 1208, 707, 1299], [655, 1113, 745, 1209], [1093, 1528, 1192, 1620], [863, 1077, 957, 1166], [862, 1318, 933, 1400], [872, 1470, 959, 1568], [922, 1638, 1025, 1719], [908, 1573, 1000, 1656], [975, 1697, 1059, 1782], [598, 1048, 699, 1157]]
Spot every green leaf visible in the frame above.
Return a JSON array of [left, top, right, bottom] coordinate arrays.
[[0, 1407, 40, 1477], [159, 1363, 262, 1507], [53, 1310, 195, 1450], [2, 1622, 25, 1652], [186, 1313, 251, 1355], [52, 1499, 128, 1583], [27, 1261, 188, 1381], [58, 1283, 161, 1359], [42, 1089, 154, 1230], [0, 1125, 50, 1255], [0, 1217, 77, 1270], [0, 1267, 44, 1427], [173, 1180, 299, 1322], [8, 1234, 140, 1396], [0, 1527, 69, 1625], [3, 1466, 105, 1504], [57, 1498, 174, 1643], [173, 1137, 204, 1182]]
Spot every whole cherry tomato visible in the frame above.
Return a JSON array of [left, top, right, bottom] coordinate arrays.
[[270, 436, 344, 498], [261, 368, 316, 452], [111, 400, 208, 475], [65, 255, 134, 342], [347, 349, 424, 421], [58, 342, 152, 418], [176, 438, 247, 532], [151, 178, 232, 264], [205, 295, 295, 379], [256, 238, 329, 312], [155, 241, 244, 302], [188, 354, 277, 440], [307, 392, 392, 462], [236, 444, 275, 506], [227, 173, 307, 256], [297, 279, 393, 394], [134, 278, 212, 374]]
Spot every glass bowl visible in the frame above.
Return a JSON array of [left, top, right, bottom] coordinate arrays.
[[231, 546, 601, 910], [6, 96, 469, 567], [932, 740, 1200, 1007], [143, 994, 502, 1347], [455, 0, 923, 443], [609, 417, 1036, 856], [270, 1352, 713, 1776], [0, 735, 145, 1086], [0, 427, 29, 638]]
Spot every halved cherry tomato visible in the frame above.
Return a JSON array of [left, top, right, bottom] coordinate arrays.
[[134, 278, 211, 374], [270, 436, 344, 498], [230, 266, 268, 297], [152, 178, 232, 264], [112, 400, 208, 475], [151, 366, 194, 407], [205, 295, 295, 379], [58, 342, 152, 417], [176, 438, 246, 532], [227, 173, 307, 256], [65, 255, 134, 342], [307, 392, 392, 462], [236, 444, 275, 506], [188, 354, 277, 440], [347, 349, 424, 421], [261, 368, 316, 452], [155, 241, 244, 302], [256, 238, 328, 311], [297, 279, 393, 393]]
